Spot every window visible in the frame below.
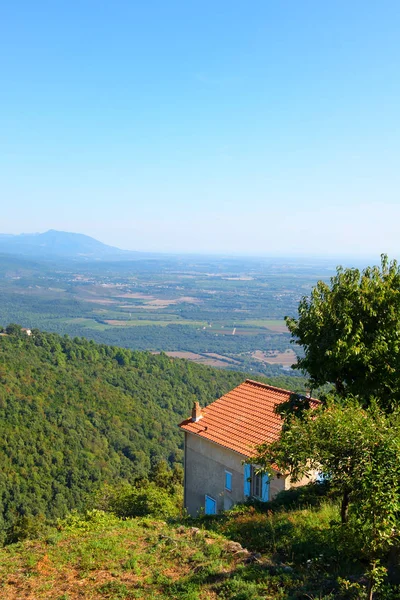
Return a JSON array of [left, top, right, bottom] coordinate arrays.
[[225, 470, 232, 491], [251, 466, 262, 498], [205, 495, 216, 515]]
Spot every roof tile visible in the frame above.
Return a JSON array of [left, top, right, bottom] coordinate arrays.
[[179, 379, 318, 457]]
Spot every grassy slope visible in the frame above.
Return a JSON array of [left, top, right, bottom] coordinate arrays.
[[0, 501, 371, 600]]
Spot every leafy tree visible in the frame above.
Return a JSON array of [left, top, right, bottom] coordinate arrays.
[[5, 323, 23, 336], [286, 255, 400, 410], [347, 423, 400, 598], [251, 401, 400, 598], [150, 459, 183, 495]]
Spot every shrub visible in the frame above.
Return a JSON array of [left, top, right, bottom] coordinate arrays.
[[97, 482, 180, 519], [250, 481, 333, 513], [58, 509, 119, 533], [5, 514, 48, 545]]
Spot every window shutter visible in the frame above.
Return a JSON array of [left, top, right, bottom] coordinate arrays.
[[205, 495, 216, 515], [225, 471, 232, 491], [244, 464, 251, 497], [261, 473, 269, 502]]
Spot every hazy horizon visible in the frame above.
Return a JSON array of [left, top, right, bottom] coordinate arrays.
[[0, 228, 386, 264], [2, 2, 400, 257]]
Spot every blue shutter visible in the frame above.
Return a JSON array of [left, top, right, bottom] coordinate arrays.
[[205, 495, 216, 515], [225, 471, 232, 491], [261, 473, 269, 502], [244, 464, 251, 497]]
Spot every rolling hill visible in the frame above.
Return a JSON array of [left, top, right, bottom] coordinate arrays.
[[0, 327, 249, 541], [0, 230, 136, 260]]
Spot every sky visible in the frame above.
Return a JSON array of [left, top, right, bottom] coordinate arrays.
[[1, 1, 400, 258]]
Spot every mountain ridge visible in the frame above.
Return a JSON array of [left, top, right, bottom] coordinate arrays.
[[0, 229, 136, 260]]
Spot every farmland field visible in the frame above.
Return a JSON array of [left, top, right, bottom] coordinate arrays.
[[239, 319, 289, 332], [0, 253, 343, 377], [252, 349, 297, 368]]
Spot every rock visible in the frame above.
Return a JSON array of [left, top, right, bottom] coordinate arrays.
[[188, 527, 201, 535], [225, 541, 243, 553], [176, 526, 186, 534], [279, 565, 293, 573], [235, 549, 251, 558], [244, 552, 263, 564]]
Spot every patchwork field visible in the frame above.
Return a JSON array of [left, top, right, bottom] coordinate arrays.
[[252, 349, 297, 367], [158, 351, 241, 368], [0, 253, 336, 377], [234, 319, 288, 333]]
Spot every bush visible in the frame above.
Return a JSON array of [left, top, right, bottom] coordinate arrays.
[[249, 481, 333, 513], [58, 509, 119, 533], [96, 482, 180, 519], [5, 514, 48, 544]]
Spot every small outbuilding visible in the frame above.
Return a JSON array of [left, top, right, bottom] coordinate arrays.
[[179, 379, 317, 516]]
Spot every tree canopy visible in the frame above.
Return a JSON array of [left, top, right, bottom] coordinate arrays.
[[251, 400, 400, 597], [0, 328, 245, 543], [286, 255, 400, 410], [0, 325, 300, 544]]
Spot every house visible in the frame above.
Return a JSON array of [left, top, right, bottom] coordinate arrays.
[[179, 379, 318, 516]]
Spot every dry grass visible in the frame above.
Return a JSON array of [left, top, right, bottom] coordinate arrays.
[[0, 500, 373, 600], [0, 517, 241, 600]]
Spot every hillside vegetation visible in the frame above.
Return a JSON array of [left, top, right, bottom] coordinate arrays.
[[1, 490, 397, 600], [0, 327, 304, 543]]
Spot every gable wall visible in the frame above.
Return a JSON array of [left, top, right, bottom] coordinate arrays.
[[184, 432, 246, 516]]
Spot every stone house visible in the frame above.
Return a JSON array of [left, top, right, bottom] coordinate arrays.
[[179, 379, 318, 516]]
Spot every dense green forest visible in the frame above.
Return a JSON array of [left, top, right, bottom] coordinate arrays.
[[0, 327, 305, 544]]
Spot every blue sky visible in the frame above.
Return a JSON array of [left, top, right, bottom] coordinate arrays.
[[1, 1, 400, 257]]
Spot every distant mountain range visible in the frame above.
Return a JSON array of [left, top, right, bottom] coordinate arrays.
[[0, 230, 137, 260]]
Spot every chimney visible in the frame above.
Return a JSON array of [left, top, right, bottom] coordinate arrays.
[[191, 401, 203, 422]]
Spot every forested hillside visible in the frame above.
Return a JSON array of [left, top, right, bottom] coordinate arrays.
[[0, 327, 304, 543]]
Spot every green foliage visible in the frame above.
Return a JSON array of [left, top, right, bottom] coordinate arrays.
[[5, 513, 49, 545], [0, 327, 251, 542], [96, 482, 181, 519], [58, 509, 119, 534], [286, 255, 400, 410], [248, 480, 334, 512], [252, 401, 400, 596], [1, 500, 398, 599], [0, 251, 328, 380], [149, 459, 184, 495], [0, 325, 306, 544], [204, 500, 342, 563], [5, 323, 25, 336]]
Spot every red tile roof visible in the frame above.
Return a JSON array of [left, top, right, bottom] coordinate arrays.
[[179, 379, 318, 457]]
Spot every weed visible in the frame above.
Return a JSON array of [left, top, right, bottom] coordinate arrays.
[[97, 580, 131, 598], [122, 555, 141, 574]]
